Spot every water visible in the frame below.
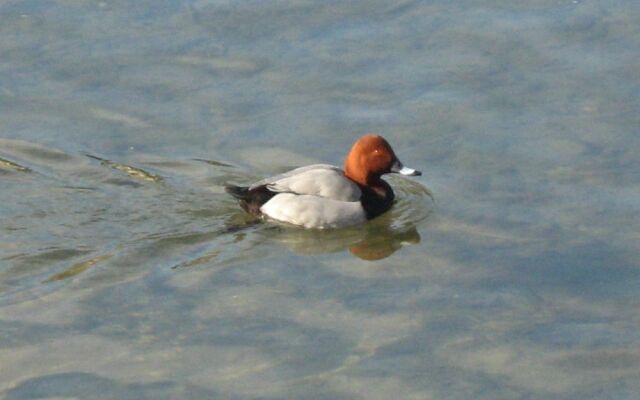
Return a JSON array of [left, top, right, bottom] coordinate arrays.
[[1, 1, 639, 399]]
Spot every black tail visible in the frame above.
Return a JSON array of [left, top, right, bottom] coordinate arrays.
[[224, 184, 250, 200], [225, 184, 277, 216]]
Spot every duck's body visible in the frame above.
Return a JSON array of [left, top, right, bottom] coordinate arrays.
[[225, 134, 421, 229]]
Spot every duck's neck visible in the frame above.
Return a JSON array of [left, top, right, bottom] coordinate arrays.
[[344, 164, 367, 187]]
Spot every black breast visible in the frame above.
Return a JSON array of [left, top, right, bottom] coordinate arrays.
[[360, 181, 395, 220]]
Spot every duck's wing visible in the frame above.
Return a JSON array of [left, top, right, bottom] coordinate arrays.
[[250, 164, 361, 202]]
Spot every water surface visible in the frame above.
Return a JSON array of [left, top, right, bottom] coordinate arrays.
[[1, 1, 639, 399]]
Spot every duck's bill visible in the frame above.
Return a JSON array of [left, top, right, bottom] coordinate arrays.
[[397, 166, 421, 176], [391, 160, 422, 176]]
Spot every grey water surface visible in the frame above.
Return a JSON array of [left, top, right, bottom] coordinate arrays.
[[1, 1, 639, 399]]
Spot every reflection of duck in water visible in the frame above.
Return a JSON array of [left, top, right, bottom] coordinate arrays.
[[349, 225, 420, 261], [225, 134, 422, 229], [269, 221, 421, 261]]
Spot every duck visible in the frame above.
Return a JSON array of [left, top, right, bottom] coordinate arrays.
[[225, 134, 421, 229]]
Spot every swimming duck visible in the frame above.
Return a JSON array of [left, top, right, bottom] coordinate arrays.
[[225, 134, 421, 229]]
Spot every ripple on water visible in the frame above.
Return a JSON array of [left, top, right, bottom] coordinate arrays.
[[0, 157, 31, 173], [85, 154, 164, 184], [386, 174, 434, 229]]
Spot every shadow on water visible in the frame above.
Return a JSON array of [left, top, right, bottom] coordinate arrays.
[[0, 139, 433, 307]]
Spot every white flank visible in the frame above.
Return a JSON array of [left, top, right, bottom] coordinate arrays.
[[261, 193, 366, 229]]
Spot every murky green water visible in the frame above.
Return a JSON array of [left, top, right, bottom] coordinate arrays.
[[1, 1, 639, 399]]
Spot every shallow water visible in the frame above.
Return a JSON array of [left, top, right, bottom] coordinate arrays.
[[1, 1, 639, 399]]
